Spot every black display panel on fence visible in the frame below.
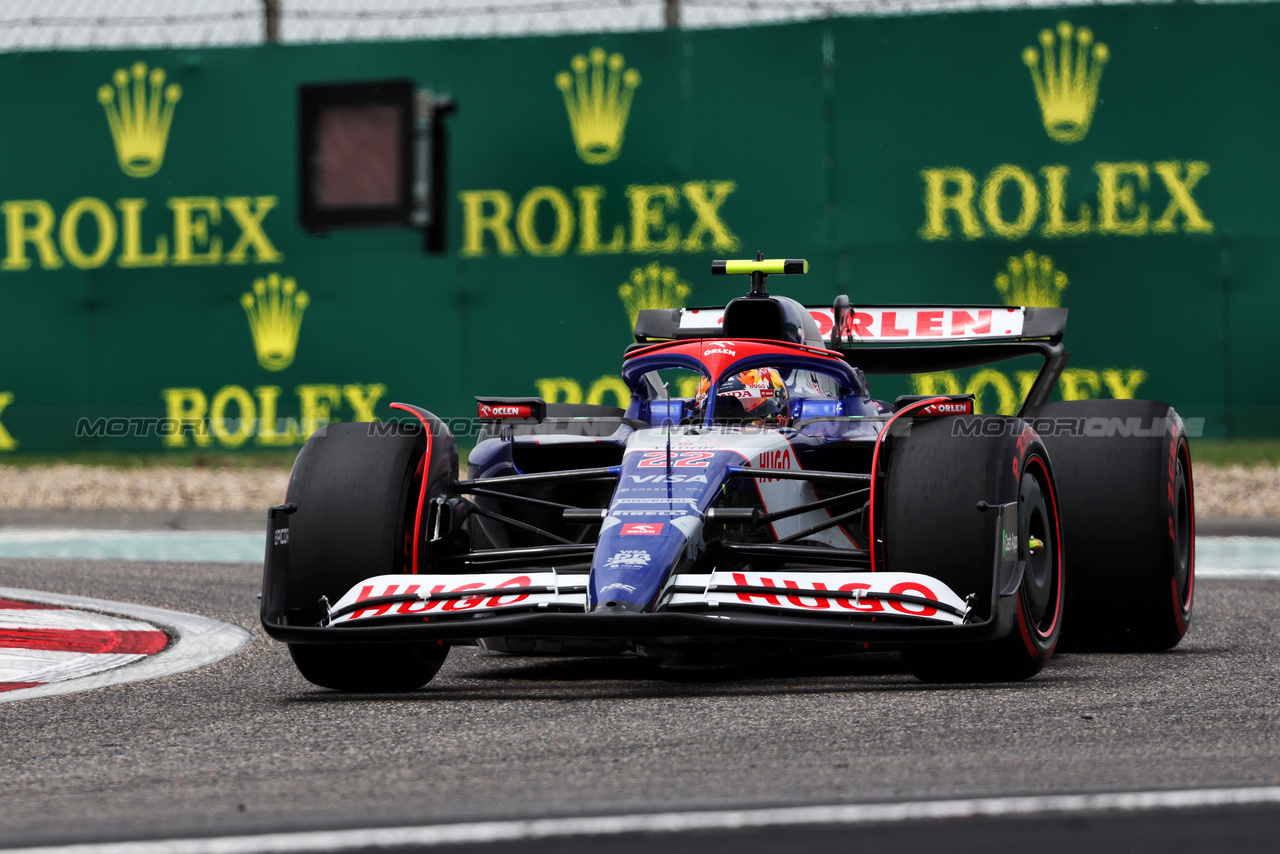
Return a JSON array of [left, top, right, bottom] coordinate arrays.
[[298, 79, 414, 232]]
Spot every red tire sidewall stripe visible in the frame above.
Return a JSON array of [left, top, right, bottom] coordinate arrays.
[[390, 403, 434, 575], [1173, 437, 1194, 630], [1025, 453, 1063, 644]]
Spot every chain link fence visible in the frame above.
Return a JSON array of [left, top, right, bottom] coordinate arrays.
[[0, 0, 1237, 51]]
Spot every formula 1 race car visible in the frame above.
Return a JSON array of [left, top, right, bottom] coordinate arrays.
[[261, 256, 1195, 690]]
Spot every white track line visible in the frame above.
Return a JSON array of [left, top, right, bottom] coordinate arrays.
[[0, 588, 252, 704], [1196, 536, 1280, 579], [0, 529, 264, 563], [1197, 568, 1280, 579], [5, 786, 1280, 854]]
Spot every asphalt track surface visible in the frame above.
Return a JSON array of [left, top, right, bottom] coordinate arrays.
[[0, 554, 1277, 852]]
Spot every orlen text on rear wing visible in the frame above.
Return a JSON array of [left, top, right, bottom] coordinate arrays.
[[633, 300, 1069, 415]]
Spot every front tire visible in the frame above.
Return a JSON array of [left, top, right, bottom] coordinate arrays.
[[885, 416, 1065, 682], [289, 642, 448, 693], [283, 419, 455, 691]]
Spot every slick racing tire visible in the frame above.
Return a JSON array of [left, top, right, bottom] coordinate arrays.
[[886, 416, 1065, 682], [284, 419, 453, 691], [288, 642, 447, 693], [1022, 400, 1194, 651]]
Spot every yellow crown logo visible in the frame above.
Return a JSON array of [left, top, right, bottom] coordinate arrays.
[[241, 273, 309, 371], [556, 48, 641, 165], [98, 61, 182, 178], [1022, 22, 1108, 144], [994, 251, 1069, 308], [618, 262, 691, 329]]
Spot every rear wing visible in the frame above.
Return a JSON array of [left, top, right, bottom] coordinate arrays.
[[634, 300, 1069, 412]]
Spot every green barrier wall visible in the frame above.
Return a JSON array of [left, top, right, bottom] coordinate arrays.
[[0, 2, 1275, 451]]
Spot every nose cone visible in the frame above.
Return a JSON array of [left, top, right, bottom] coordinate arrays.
[[590, 519, 694, 612], [590, 427, 754, 612]]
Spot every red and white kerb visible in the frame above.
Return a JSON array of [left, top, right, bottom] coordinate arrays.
[[0, 597, 168, 692]]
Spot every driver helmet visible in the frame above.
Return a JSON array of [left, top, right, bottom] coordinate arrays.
[[694, 368, 790, 426]]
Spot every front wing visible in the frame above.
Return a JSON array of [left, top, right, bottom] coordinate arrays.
[[263, 566, 1018, 646], [262, 500, 1026, 645], [319, 569, 968, 626]]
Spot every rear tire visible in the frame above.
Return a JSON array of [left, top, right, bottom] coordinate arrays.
[[284, 420, 454, 691], [1023, 400, 1194, 651], [886, 416, 1065, 682]]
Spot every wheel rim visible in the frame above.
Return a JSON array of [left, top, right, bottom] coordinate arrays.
[[1019, 457, 1061, 638]]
